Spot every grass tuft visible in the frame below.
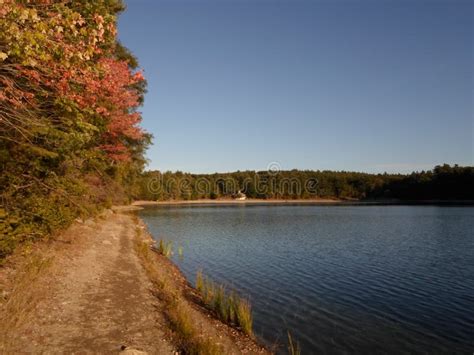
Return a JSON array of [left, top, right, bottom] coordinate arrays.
[[169, 300, 222, 355], [195, 271, 253, 336], [235, 298, 253, 336], [196, 269, 204, 293], [155, 239, 173, 257], [287, 331, 301, 355]]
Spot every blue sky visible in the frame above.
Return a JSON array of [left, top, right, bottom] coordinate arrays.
[[118, 0, 473, 174]]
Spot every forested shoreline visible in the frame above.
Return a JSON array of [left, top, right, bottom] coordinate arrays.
[[0, 1, 149, 258], [137, 164, 474, 202]]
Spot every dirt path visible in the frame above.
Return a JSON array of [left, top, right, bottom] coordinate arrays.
[[2, 212, 175, 354], [1, 210, 270, 354]]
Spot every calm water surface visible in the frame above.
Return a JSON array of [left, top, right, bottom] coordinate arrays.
[[139, 205, 474, 354]]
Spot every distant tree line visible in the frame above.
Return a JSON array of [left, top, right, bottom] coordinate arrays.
[[136, 164, 474, 201], [379, 164, 474, 200]]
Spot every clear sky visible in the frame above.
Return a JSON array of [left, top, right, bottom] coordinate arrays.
[[118, 0, 473, 174]]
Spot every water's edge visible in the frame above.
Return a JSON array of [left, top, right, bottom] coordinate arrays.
[[138, 205, 474, 354]]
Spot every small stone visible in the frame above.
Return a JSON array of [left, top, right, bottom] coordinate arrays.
[[119, 347, 148, 355]]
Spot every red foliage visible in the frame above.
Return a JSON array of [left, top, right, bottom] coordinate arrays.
[[1, 1, 147, 162]]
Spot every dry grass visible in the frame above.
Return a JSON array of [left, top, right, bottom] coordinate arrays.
[[287, 331, 301, 355], [154, 239, 173, 257], [134, 228, 222, 355], [196, 269, 204, 293], [235, 298, 253, 336], [167, 299, 222, 355], [0, 253, 52, 352], [196, 272, 253, 336]]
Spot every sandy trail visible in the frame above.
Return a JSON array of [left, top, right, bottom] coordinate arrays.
[[5, 212, 174, 354]]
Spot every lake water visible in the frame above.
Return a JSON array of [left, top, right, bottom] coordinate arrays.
[[139, 205, 474, 353]]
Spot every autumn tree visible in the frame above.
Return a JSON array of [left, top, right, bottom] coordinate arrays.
[[0, 0, 150, 258]]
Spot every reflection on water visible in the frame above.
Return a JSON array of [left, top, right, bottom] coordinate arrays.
[[139, 205, 474, 353]]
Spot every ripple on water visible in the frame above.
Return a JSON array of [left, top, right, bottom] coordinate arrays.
[[140, 205, 474, 354]]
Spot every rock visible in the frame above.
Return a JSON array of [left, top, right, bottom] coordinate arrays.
[[84, 219, 95, 227], [102, 209, 114, 216], [119, 346, 148, 355]]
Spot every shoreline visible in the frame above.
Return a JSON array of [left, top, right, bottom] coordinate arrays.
[[134, 216, 270, 354], [133, 198, 341, 206], [133, 198, 474, 207]]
